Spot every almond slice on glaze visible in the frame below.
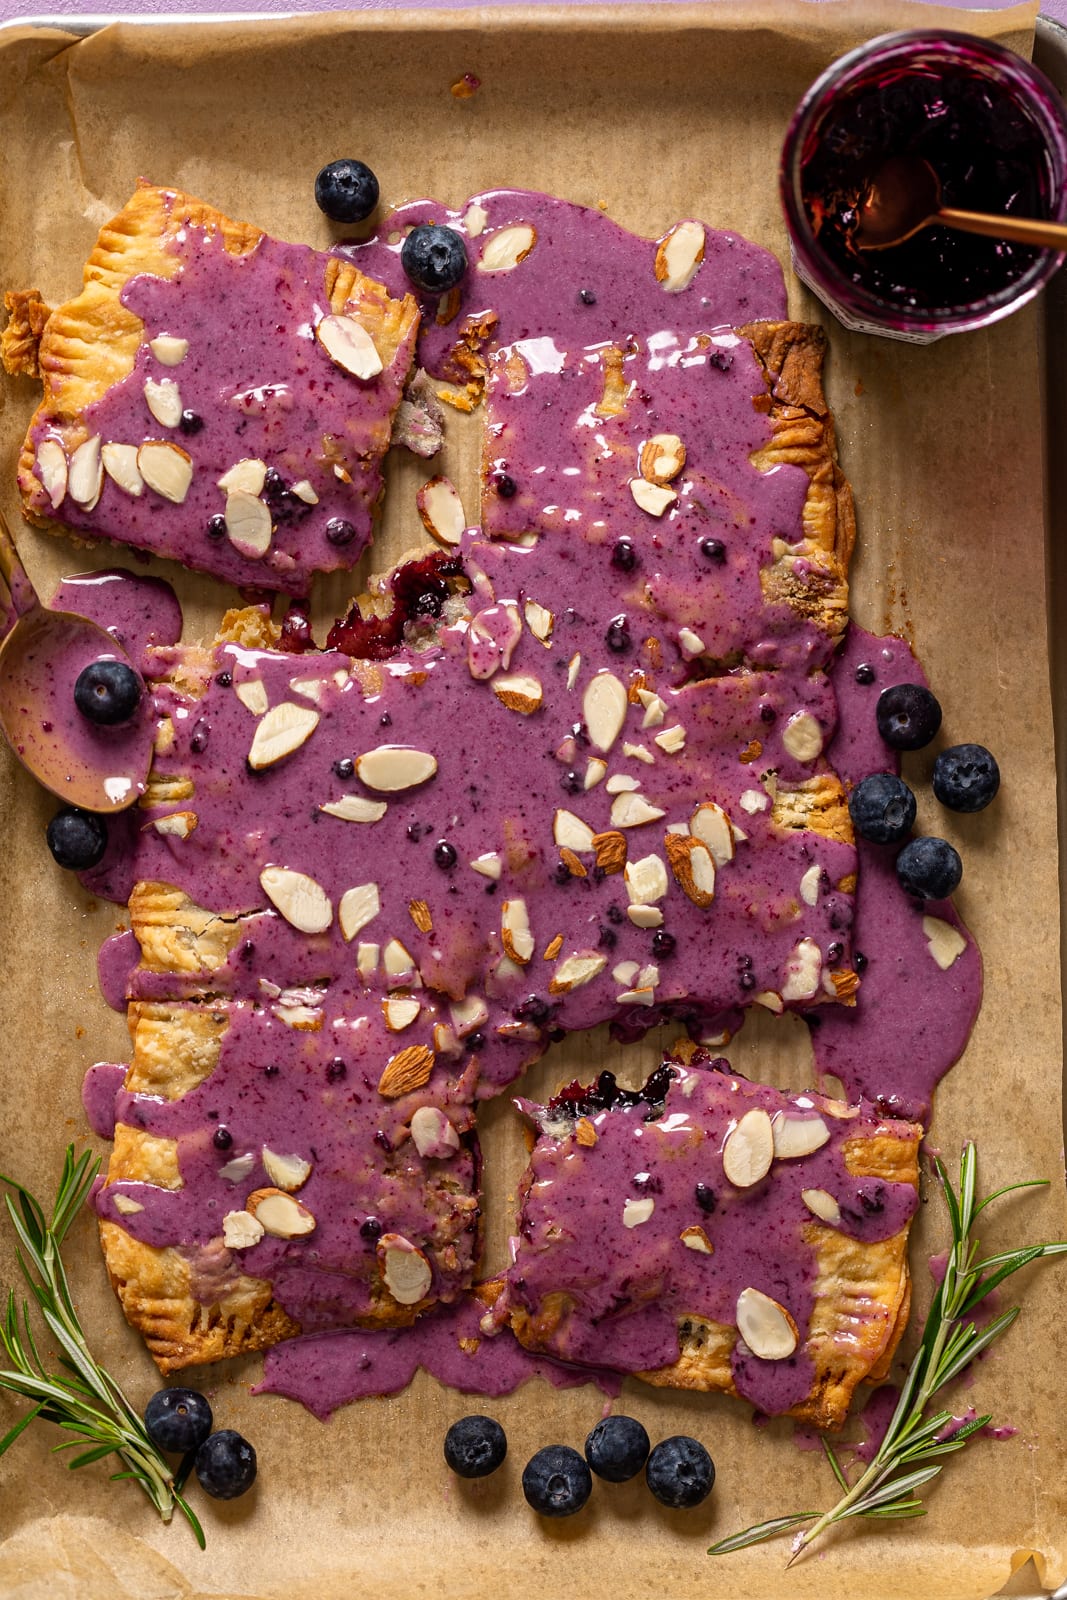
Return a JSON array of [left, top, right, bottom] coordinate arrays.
[[143, 376, 182, 429], [68, 436, 103, 509], [735, 1286, 799, 1360], [493, 674, 543, 713], [247, 703, 319, 769], [408, 899, 433, 934], [218, 457, 268, 495], [338, 882, 381, 942], [654, 219, 706, 292], [781, 937, 823, 1002], [629, 478, 677, 518], [623, 1197, 655, 1228], [259, 867, 332, 934], [722, 1107, 774, 1188], [137, 440, 193, 503], [151, 810, 197, 839], [610, 792, 666, 829], [316, 313, 384, 380], [592, 830, 627, 874], [922, 916, 967, 971], [410, 1105, 461, 1159], [627, 906, 663, 928], [356, 746, 437, 792], [246, 1187, 316, 1239], [690, 802, 735, 866], [501, 898, 534, 964], [469, 853, 502, 880], [771, 1112, 830, 1160], [799, 864, 822, 907], [222, 1210, 264, 1250], [639, 433, 686, 485], [383, 993, 421, 1032], [36, 440, 68, 508], [377, 1234, 433, 1304], [583, 672, 628, 752], [261, 1148, 312, 1192], [477, 223, 537, 272], [378, 1043, 435, 1098], [664, 834, 716, 907], [101, 443, 144, 498], [148, 335, 188, 365], [524, 600, 554, 643], [548, 952, 607, 994], [680, 1225, 714, 1254], [450, 994, 489, 1036], [801, 1187, 841, 1224], [624, 853, 668, 905], [320, 794, 388, 824], [224, 490, 272, 559], [782, 711, 824, 763], [554, 809, 596, 853], [416, 475, 465, 547]]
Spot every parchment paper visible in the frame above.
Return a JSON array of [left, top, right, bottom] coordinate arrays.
[[0, 6, 1063, 1597]]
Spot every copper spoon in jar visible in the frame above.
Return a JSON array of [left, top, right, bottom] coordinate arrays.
[[855, 155, 1067, 252], [0, 511, 151, 813]]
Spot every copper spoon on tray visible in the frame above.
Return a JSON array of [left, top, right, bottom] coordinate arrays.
[[0, 510, 151, 812], [855, 155, 1067, 252]]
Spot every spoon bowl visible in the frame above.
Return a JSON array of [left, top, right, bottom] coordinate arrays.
[[856, 154, 1067, 253], [0, 512, 151, 813]]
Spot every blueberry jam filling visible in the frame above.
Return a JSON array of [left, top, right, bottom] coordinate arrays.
[[326, 551, 467, 659]]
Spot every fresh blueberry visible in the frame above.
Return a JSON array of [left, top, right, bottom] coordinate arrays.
[[645, 1435, 715, 1508], [401, 224, 468, 294], [73, 659, 142, 726], [144, 1388, 213, 1454], [333, 757, 355, 780], [434, 840, 458, 870], [611, 538, 637, 572], [699, 536, 726, 563], [651, 930, 676, 958], [695, 1182, 717, 1214], [521, 1445, 592, 1517], [875, 683, 942, 750], [178, 409, 203, 436], [314, 158, 380, 224], [494, 472, 517, 499], [932, 743, 1000, 813], [325, 517, 357, 547], [605, 615, 631, 653], [359, 1215, 382, 1240], [443, 1415, 507, 1478], [194, 1429, 257, 1499], [584, 1415, 650, 1482], [578, 287, 597, 305], [847, 772, 917, 845], [206, 514, 227, 540], [212, 1126, 233, 1151], [855, 662, 876, 685], [46, 807, 108, 870], [895, 836, 963, 900]]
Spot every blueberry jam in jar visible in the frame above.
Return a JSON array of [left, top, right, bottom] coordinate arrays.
[[781, 31, 1067, 341]]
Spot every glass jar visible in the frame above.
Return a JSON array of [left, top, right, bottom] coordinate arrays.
[[780, 30, 1067, 342]]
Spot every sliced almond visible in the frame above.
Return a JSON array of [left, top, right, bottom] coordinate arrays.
[[493, 673, 543, 714], [627, 905, 663, 929], [144, 376, 182, 428], [248, 702, 319, 770], [356, 942, 379, 977], [409, 899, 433, 934], [782, 711, 824, 763], [622, 741, 655, 765], [654, 725, 686, 755], [584, 758, 607, 790], [722, 1107, 774, 1188], [291, 478, 319, 504], [592, 830, 627, 874], [554, 809, 595, 853], [501, 898, 534, 964], [567, 653, 582, 691], [218, 457, 268, 495], [223, 1210, 264, 1250], [575, 1117, 598, 1148], [219, 1152, 256, 1184], [922, 916, 967, 971], [624, 853, 668, 905], [583, 672, 628, 753], [383, 938, 417, 980], [640, 433, 686, 485], [416, 475, 465, 547], [111, 1194, 144, 1216], [410, 1105, 461, 1160], [356, 746, 437, 792], [36, 440, 68, 508], [338, 882, 381, 942], [68, 435, 103, 509], [478, 223, 537, 272], [613, 960, 640, 986], [225, 490, 273, 559], [383, 993, 422, 1032], [606, 773, 640, 794], [690, 802, 735, 866], [378, 1044, 435, 1098], [629, 477, 677, 518], [799, 864, 822, 907], [273, 1004, 323, 1031], [137, 440, 193, 503], [663, 834, 716, 908], [316, 313, 383, 380], [260, 867, 332, 934], [151, 810, 197, 840], [611, 792, 666, 829], [753, 990, 784, 1014], [470, 852, 502, 880], [623, 1197, 655, 1228], [771, 1112, 830, 1160], [549, 952, 607, 994], [378, 1234, 433, 1304], [464, 202, 489, 237], [450, 994, 488, 1036], [736, 1286, 799, 1360], [638, 690, 667, 730], [617, 984, 657, 1003], [802, 1188, 841, 1225], [148, 334, 188, 365], [246, 1187, 316, 1239], [320, 794, 388, 824], [524, 600, 554, 642], [234, 679, 269, 716], [261, 1148, 312, 1192], [678, 627, 705, 659], [654, 219, 706, 292], [101, 442, 144, 497], [680, 1225, 714, 1254], [740, 789, 769, 815], [781, 937, 823, 1002], [543, 933, 565, 961]]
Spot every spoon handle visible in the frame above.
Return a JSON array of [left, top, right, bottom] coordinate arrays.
[[0, 510, 39, 632], [938, 206, 1067, 251]]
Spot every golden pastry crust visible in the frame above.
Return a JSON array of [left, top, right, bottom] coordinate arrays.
[[1, 288, 51, 377], [128, 883, 246, 979]]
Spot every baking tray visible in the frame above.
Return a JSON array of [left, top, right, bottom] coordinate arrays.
[[0, 6, 1064, 1597]]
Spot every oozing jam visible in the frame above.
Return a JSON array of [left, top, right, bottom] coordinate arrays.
[[33, 188, 982, 1416]]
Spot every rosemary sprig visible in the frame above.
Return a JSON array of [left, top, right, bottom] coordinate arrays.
[[0, 1145, 205, 1547], [708, 1144, 1066, 1564]]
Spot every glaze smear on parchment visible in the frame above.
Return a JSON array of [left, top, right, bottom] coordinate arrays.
[[43, 190, 981, 1415]]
